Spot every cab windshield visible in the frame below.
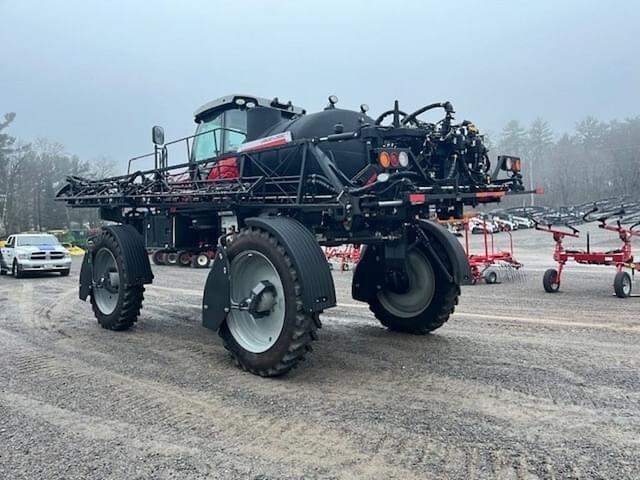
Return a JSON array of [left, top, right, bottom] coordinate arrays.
[[17, 235, 60, 247], [192, 109, 247, 162]]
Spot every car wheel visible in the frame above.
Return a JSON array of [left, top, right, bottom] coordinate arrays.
[[12, 259, 24, 279]]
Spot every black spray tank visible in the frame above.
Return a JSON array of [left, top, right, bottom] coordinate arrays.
[[244, 107, 375, 180]]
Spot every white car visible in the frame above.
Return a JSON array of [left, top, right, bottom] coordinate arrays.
[[513, 216, 535, 229], [469, 217, 498, 234], [492, 216, 518, 231], [0, 233, 72, 277]]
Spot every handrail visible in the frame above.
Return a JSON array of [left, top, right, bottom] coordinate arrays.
[[126, 126, 246, 174]]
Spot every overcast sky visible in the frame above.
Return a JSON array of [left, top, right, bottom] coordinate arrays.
[[1, 0, 639, 169]]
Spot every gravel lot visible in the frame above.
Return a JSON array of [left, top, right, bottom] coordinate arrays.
[[1, 225, 639, 479]]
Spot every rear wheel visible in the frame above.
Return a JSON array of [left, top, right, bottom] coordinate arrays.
[[89, 231, 144, 331], [543, 268, 560, 293], [178, 250, 191, 267], [152, 250, 167, 266], [614, 271, 632, 298], [166, 252, 179, 265], [369, 246, 458, 335], [219, 228, 319, 377]]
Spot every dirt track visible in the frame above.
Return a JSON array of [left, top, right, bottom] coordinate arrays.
[[1, 226, 639, 479]]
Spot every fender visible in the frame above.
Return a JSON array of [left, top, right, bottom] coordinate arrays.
[[246, 216, 337, 314], [79, 253, 92, 301], [201, 216, 337, 332], [202, 247, 230, 331], [79, 224, 154, 301], [416, 219, 472, 286], [352, 220, 472, 302]]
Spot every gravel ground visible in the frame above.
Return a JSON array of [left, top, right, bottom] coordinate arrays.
[[1, 225, 639, 479]]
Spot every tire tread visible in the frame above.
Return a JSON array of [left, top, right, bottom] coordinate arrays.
[[220, 228, 318, 377]]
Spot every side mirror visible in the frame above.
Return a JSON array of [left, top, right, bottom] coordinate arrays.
[[152, 125, 165, 146]]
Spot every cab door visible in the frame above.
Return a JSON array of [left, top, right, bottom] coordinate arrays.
[[192, 109, 247, 163]]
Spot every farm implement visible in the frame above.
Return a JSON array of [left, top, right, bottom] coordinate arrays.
[[462, 217, 523, 284], [57, 93, 531, 377], [324, 244, 361, 271], [536, 207, 639, 298]]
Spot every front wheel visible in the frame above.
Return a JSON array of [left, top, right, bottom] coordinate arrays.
[[369, 247, 459, 335], [614, 271, 632, 298], [89, 231, 144, 331], [219, 228, 319, 377], [12, 260, 24, 278]]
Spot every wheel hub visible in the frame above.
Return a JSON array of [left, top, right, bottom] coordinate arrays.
[[246, 280, 277, 318], [92, 248, 120, 315], [377, 249, 436, 318], [385, 268, 411, 294]]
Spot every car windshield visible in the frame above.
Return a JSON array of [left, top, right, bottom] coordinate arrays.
[[16, 235, 60, 247]]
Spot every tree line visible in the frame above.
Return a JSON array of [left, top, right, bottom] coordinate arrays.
[[0, 113, 114, 236], [1, 110, 639, 236], [496, 116, 640, 208]]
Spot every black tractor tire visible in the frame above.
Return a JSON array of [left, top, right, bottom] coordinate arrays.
[[89, 230, 144, 331], [543, 268, 560, 293], [165, 251, 179, 266], [369, 243, 459, 335], [219, 228, 320, 377], [60, 269, 70, 277], [12, 260, 24, 278], [178, 250, 191, 267], [152, 250, 167, 266], [614, 271, 632, 298]]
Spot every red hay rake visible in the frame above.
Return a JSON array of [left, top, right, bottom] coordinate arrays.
[[535, 207, 639, 298], [463, 218, 523, 284]]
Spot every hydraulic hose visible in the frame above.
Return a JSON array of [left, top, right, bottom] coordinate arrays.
[[402, 102, 454, 126]]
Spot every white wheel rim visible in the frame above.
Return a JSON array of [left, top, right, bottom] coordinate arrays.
[[93, 248, 120, 315], [377, 249, 435, 318], [227, 250, 285, 353], [622, 275, 631, 295], [197, 255, 209, 267]]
